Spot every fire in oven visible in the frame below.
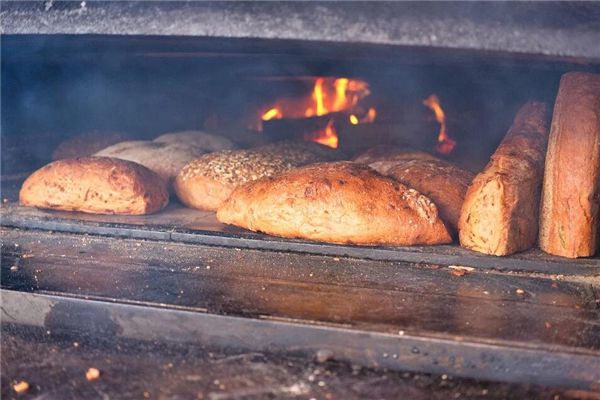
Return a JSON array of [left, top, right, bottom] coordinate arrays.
[[1, 2, 599, 398]]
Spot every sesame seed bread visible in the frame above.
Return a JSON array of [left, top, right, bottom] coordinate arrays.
[[386, 159, 475, 231], [216, 162, 452, 246], [459, 101, 550, 256], [353, 146, 440, 175], [19, 157, 169, 215], [539, 72, 600, 258], [174, 141, 342, 211]]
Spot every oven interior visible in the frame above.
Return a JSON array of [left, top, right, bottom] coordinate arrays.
[[2, 33, 600, 392]]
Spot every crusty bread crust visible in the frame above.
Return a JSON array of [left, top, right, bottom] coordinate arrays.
[[353, 146, 440, 175], [458, 101, 550, 256], [175, 142, 343, 211], [387, 159, 474, 231], [19, 157, 169, 215], [217, 162, 452, 246], [539, 72, 600, 258]]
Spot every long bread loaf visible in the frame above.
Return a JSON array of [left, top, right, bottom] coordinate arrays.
[[459, 101, 550, 256], [539, 72, 600, 258]]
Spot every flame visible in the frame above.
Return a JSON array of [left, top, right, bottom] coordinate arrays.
[[259, 77, 374, 148], [307, 119, 338, 149], [262, 107, 282, 121], [423, 94, 456, 154]]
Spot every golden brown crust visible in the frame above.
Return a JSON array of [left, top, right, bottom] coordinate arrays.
[[353, 146, 440, 175], [52, 131, 130, 160], [19, 157, 169, 215], [217, 162, 452, 246], [459, 101, 550, 256], [539, 72, 600, 258], [174, 142, 341, 211], [387, 159, 475, 231]]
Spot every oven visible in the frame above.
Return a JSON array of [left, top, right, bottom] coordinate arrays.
[[2, 2, 599, 398]]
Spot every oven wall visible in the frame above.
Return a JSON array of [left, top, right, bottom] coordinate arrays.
[[2, 35, 596, 174]]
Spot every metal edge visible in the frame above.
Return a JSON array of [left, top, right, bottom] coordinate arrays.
[[2, 289, 599, 390], [2, 216, 598, 276]]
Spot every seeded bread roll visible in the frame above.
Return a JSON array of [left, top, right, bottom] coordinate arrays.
[[539, 72, 600, 258], [387, 159, 475, 231], [52, 131, 130, 160], [353, 146, 440, 175], [153, 130, 235, 152], [94, 140, 206, 186], [257, 140, 344, 164], [175, 141, 340, 211], [20, 157, 169, 215], [459, 101, 550, 256], [217, 162, 452, 245]]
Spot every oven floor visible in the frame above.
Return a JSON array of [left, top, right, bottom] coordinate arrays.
[[1, 201, 599, 277], [2, 228, 599, 391], [1, 323, 589, 400]]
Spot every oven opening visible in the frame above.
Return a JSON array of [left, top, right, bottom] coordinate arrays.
[[2, 34, 596, 265], [2, 3, 600, 396]]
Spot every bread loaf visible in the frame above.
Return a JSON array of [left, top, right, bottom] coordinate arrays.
[[539, 72, 600, 258], [353, 146, 440, 175], [20, 157, 169, 215], [458, 101, 550, 256], [52, 131, 130, 160], [175, 141, 340, 211], [153, 130, 235, 152], [387, 159, 474, 231], [94, 140, 206, 186], [217, 162, 452, 246]]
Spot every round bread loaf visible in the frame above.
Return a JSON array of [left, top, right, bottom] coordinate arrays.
[[217, 161, 452, 246], [386, 159, 474, 231], [94, 140, 206, 186], [153, 130, 235, 152], [175, 141, 342, 211], [174, 149, 297, 211], [354, 146, 440, 175], [20, 157, 169, 215]]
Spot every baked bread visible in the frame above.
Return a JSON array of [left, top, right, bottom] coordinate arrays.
[[175, 142, 340, 211], [353, 146, 440, 175], [94, 140, 206, 186], [387, 159, 474, 231], [52, 131, 130, 160], [539, 72, 600, 258], [459, 101, 550, 256], [19, 157, 168, 215], [257, 140, 344, 164], [217, 162, 452, 246], [153, 130, 235, 152]]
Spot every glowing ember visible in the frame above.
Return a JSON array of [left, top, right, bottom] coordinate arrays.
[[260, 77, 374, 148], [307, 119, 338, 149], [262, 107, 282, 121], [423, 94, 456, 154]]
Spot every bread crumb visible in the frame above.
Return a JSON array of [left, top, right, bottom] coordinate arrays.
[[515, 288, 525, 295], [13, 380, 29, 393], [86, 368, 100, 381]]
